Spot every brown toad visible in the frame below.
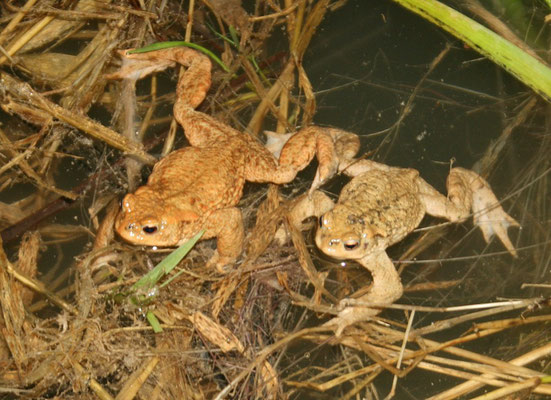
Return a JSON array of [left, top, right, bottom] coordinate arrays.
[[293, 159, 518, 334], [109, 46, 358, 271]]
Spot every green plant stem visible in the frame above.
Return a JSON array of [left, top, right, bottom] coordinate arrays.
[[392, 0, 551, 101]]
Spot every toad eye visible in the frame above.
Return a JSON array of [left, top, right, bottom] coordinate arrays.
[[142, 226, 158, 234], [344, 240, 359, 250], [319, 216, 324, 228]]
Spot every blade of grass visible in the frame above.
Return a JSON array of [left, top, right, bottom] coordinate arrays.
[[128, 41, 230, 72], [131, 230, 204, 292], [130, 231, 204, 332], [146, 310, 163, 333]]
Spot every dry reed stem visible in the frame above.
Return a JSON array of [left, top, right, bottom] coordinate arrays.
[[0, 0, 40, 46], [286, 216, 335, 303], [115, 357, 160, 400], [1, 71, 155, 164], [472, 377, 541, 400], [213, 326, 332, 400], [0, 126, 78, 199], [193, 311, 245, 353], [246, 60, 295, 134], [2, 237, 77, 315], [0, 240, 28, 372], [463, 0, 544, 62], [249, 2, 300, 22], [474, 96, 538, 175], [0, 15, 55, 65], [72, 361, 115, 400], [192, 311, 280, 398], [286, 358, 382, 391], [430, 341, 551, 399], [409, 299, 543, 336], [290, 305, 551, 393]]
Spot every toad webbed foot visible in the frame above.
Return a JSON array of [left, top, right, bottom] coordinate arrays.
[[451, 168, 519, 256], [418, 167, 519, 256]]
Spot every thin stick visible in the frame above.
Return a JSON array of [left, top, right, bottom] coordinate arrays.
[[0, 15, 55, 65]]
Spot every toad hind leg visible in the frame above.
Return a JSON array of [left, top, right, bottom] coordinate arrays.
[[417, 167, 519, 256], [250, 127, 360, 192], [107, 47, 211, 111]]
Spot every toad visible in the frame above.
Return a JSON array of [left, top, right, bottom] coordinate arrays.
[[109, 46, 358, 271], [292, 159, 519, 335]]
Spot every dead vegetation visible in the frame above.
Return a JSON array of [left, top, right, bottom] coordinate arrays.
[[0, 0, 550, 399]]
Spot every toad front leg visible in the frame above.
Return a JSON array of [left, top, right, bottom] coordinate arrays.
[[417, 167, 519, 256], [202, 207, 245, 273], [324, 251, 402, 336]]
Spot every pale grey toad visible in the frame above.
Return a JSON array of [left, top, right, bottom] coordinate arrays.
[[292, 159, 519, 335]]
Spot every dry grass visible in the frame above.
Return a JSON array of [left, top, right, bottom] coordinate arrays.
[[0, 1, 549, 399]]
